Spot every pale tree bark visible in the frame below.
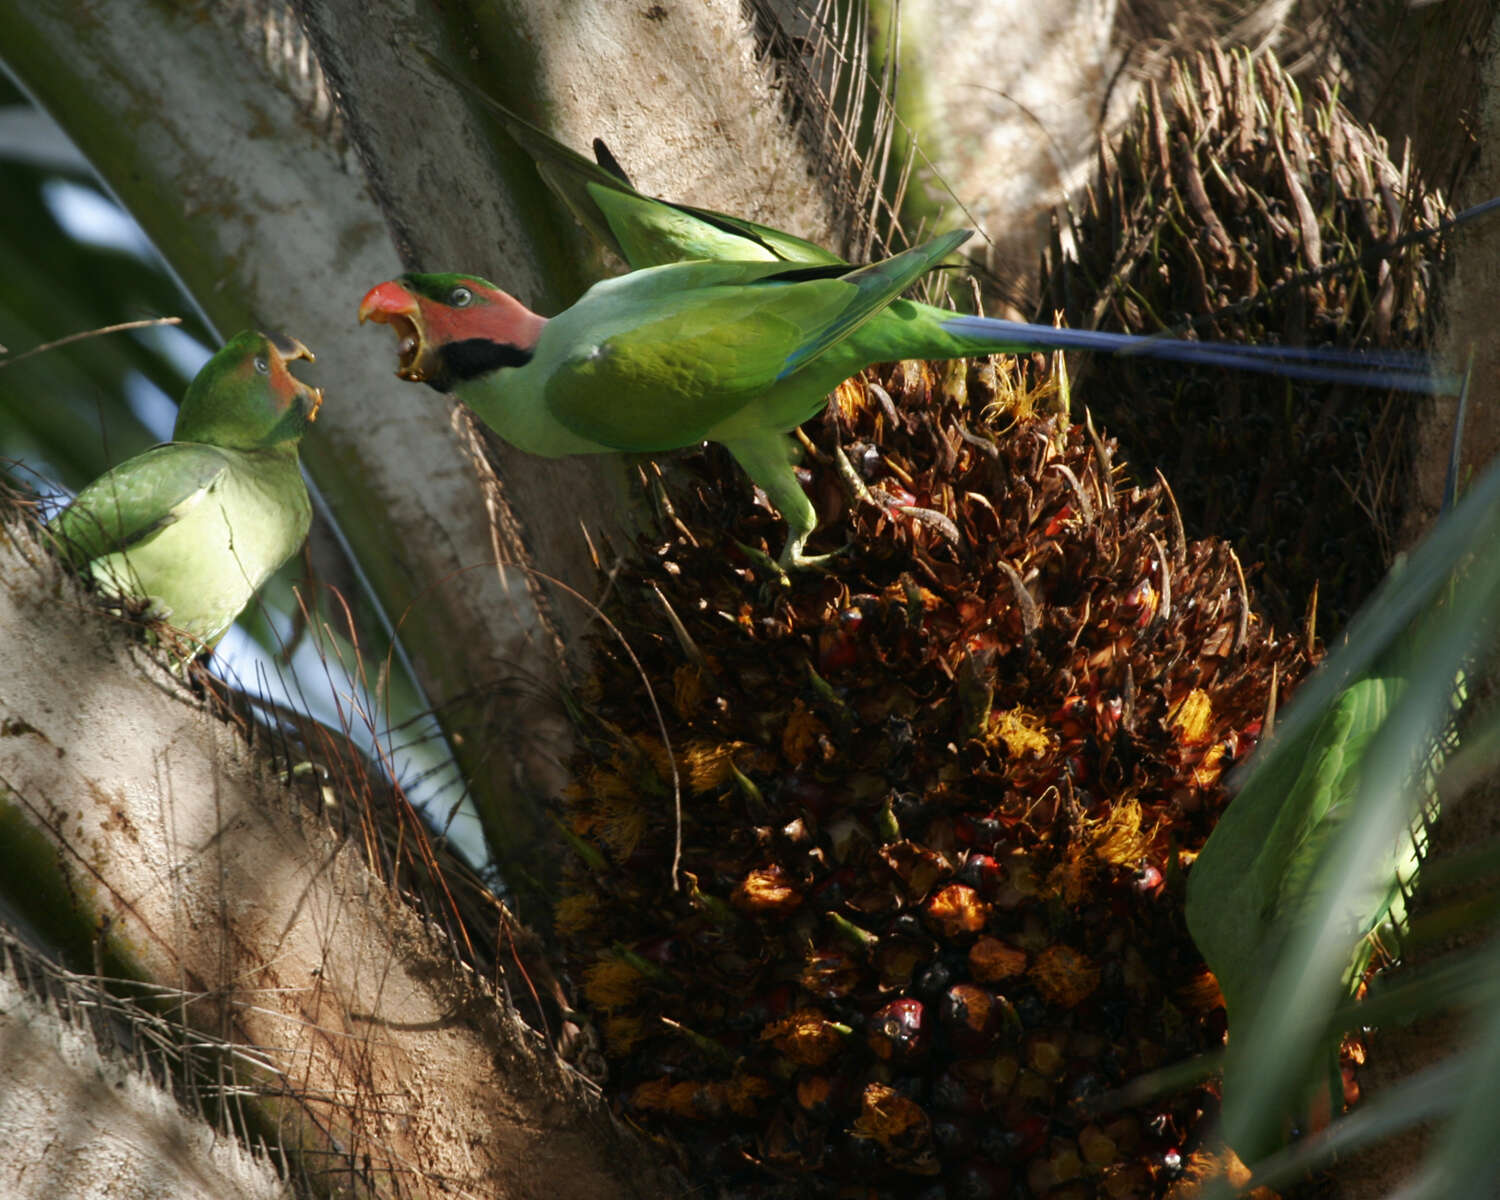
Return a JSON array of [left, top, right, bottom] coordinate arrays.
[[0, 2, 846, 1191], [0, 0, 849, 919], [0, 514, 683, 1198], [0, 953, 293, 1200]]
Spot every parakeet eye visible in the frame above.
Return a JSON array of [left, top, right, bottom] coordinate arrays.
[[254, 355, 270, 374], [449, 285, 473, 308]]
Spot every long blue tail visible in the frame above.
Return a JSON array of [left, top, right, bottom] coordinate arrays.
[[940, 314, 1456, 395]]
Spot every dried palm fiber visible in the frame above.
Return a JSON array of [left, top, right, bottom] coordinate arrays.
[[1039, 46, 1447, 631]]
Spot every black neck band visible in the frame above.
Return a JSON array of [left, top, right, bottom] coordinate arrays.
[[427, 338, 533, 392]]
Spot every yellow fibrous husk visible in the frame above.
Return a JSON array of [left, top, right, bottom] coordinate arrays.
[[1170, 688, 1215, 746], [781, 699, 829, 766], [582, 957, 646, 1010], [1086, 799, 1155, 868], [553, 892, 601, 936], [761, 1008, 846, 1067], [673, 663, 709, 718], [681, 739, 751, 793], [603, 1013, 646, 1054], [593, 793, 649, 861], [732, 865, 803, 915], [970, 936, 1028, 982], [989, 706, 1055, 758]]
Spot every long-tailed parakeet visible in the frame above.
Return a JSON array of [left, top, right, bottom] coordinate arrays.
[[52, 330, 321, 649], [359, 230, 1445, 568]]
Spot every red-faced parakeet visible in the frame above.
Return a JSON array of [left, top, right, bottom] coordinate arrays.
[[359, 231, 1443, 569]]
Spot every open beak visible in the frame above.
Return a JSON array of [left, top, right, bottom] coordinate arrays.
[[358, 281, 430, 382], [268, 333, 324, 421]]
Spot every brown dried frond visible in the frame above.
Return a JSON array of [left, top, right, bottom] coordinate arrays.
[[1039, 46, 1449, 631]]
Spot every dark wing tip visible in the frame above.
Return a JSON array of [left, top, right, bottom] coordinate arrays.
[[592, 138, 633, 185]]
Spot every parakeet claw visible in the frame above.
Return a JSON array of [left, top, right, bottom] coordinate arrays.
[[733, 539, 792, 585], [733, 538, 846, 583], [776, 535, 851, 576], [783, 545, 844, 572]]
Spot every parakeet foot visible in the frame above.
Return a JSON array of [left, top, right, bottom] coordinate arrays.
[[734, 539, 793, 584], [793, 430, 879, 512], [784, 546, 844, 572], [733, 538, 846, 583], [777, 534, 850, 574]]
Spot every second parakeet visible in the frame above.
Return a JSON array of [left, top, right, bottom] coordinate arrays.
[[51, 330, 321, 650]]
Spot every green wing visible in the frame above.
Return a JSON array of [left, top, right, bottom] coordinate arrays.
[[416, 48, 846, 267], [650, 194, 846, 268], [582, 180, 846, 270], [541, 233, 969, 450], [541, 274, 844, 449], [776, 230, 969, 376], [52, 443, 229, 565], [485, 98, 844, 268]]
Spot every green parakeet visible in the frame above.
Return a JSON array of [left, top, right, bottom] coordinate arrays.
[[359, 230, 1446, 569], [52, 330, 321, 650]]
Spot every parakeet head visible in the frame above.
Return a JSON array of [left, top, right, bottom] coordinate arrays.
[[174, 331, 323, 449], [357, 273, 547, 392]]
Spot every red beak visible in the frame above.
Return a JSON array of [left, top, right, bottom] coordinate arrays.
[[358, 280, 419, 324], [358, 281, 430, 381]]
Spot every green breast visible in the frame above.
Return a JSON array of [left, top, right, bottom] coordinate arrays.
[[89, 449, 310, 647]]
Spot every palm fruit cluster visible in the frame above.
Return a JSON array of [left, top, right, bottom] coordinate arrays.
[[556, 349, 1315, 1197], [1039, 46, 1448, 632]]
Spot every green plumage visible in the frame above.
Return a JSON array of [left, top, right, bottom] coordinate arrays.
[[487, 100, 843, 269], [51, 330, 319, 649], [366, 107, 1447, 570], [435, 233, 989, 567], [523, 238, 969, 447], [386, 232, 1096, 567]]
